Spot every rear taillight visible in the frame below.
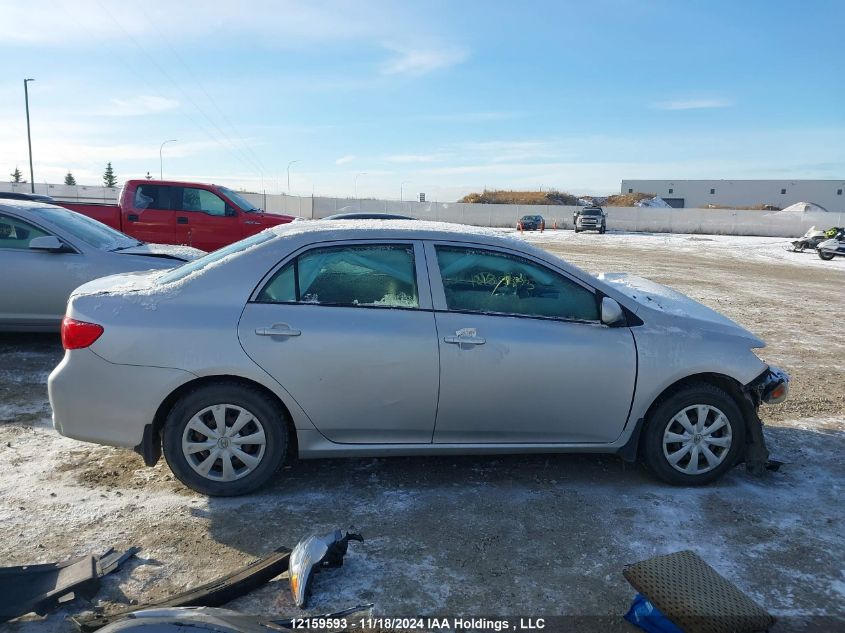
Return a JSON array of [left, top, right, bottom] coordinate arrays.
[[61, 317, 104, 350]]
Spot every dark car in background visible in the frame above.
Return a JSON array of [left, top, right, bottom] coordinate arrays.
[[574, 206, 607, 233], [0, 191, 56, 203], [517, 214, 545, 231]]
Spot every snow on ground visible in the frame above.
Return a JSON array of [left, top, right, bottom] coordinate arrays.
[[505, 228, 845, 271]]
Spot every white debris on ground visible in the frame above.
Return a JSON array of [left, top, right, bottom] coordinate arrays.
[[634, 196, 673, 208]]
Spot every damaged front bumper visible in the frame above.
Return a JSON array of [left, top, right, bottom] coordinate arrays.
[[740, 365, 790, 475]]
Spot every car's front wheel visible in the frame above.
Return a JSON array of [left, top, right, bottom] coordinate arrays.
[[818, 250, 835, 260], [642, 383, 745, 485], [163, 382, 288, 496]]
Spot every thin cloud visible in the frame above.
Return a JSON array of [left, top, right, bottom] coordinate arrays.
[[421, 111, 527, 123], [380, 44, 468, 76], [653, 98, 733, 111], [335, 154, 356, 165], [105, 96, 180, 117], [383, 154, 440, 163]]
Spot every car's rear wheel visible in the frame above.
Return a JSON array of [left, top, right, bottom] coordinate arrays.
[[642, 383, 745, 485], [163, 382, 288, 496]]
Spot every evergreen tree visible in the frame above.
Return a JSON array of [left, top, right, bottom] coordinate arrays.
[[64, 172, 77, 186], [103, 162, 117, 187], [10, 167, 24, 183]]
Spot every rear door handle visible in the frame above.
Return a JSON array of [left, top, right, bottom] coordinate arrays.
[[177, 216, 189, 224], [443, 327, 485, 346], [255, 324, 301, 337], [127, 214, 139, 222]]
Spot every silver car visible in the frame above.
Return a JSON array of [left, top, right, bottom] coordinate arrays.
[[0, 201, 205, 332], [48, 221, 788, 495]]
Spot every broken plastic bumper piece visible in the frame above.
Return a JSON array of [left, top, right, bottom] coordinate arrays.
[[0, 546, 139, 623]]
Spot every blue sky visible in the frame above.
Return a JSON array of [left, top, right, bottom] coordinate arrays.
[[2, 0, 843, 200]]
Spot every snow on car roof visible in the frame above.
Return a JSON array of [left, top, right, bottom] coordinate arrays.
[[270, 218, 531, 247]]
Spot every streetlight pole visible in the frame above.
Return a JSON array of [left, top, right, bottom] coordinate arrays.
[[354, 172, 367, 199], [400, 180, 410, 202], [24, 78, 35, 193], [287, 160, 299, 194], [159, 139, 177, 180]]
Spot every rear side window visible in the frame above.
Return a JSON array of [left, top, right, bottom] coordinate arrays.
[[0, 213, 49, 249], [258, 244, 418, 308], [135, 184, 175, 210], [435, 246, 598, 321]]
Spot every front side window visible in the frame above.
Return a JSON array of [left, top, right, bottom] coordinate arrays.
[[258, 244, 418, 308], [435, 246, 598, 321], [182, 188, 227, 216], [0, 213, 50, 250]]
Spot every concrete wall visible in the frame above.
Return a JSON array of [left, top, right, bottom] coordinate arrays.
[[311, 196, 844, 237], [621, 179, 845, 212], [3, 180, 842, 238]]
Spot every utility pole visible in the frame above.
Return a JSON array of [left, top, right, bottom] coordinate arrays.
[[287, 160, 299, 194], [159, 139, 177, 179], [400, 180, 410, 202], [24, 78, 35, 193]]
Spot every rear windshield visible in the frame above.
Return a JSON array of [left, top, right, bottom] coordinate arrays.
[[156, 231, 274, 285], [29, 206, 141, 251]]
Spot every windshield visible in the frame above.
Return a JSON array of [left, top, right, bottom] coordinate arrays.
[[219, 186, 260, 212], [157, 231, 274, 285], [30, 206, 141, 251], [581, 209, 602, 216]]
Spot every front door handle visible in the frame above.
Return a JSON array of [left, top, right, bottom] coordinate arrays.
[[443, 327, 485, 346], [127, 214, 139, 222], [255, 324, 301, 337]]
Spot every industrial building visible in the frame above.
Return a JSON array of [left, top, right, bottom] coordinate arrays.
[[620, 179, 845, 211]]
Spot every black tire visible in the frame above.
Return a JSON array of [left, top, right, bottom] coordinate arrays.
[[599, 225, 606, 234], [574, 228, 581, 233], [818, 251, 835, 260], [163, 382, 289, 496], [641, 383, 745, 486]]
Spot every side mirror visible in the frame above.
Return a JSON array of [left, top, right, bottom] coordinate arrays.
[[29, 235, 67, 252], [601, 297, 626, 326]]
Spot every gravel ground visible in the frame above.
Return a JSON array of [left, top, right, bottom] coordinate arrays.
[[1, 230, 843, 632]]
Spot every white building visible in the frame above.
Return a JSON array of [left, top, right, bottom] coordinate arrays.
[[620, 179, 845, 211]]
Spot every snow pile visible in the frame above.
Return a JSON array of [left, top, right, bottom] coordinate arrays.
[[635, 196, 672, 208], [774, 202, 831, 214]]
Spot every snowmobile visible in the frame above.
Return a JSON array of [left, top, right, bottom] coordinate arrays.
[[790, 226, 828, 252], [817, 227, 845, 261]]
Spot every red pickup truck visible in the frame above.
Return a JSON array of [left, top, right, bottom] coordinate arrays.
[[58, 179, 297, 252]]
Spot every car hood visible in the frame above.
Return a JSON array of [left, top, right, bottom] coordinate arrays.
[[598, 273, 765, 348], [116, 243, 206, 261]]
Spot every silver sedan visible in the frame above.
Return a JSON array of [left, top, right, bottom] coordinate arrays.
[[48, 221, 788, 495], [0, 201, 205, 332]]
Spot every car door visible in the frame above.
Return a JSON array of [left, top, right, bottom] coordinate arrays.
[[0, 212, 88, 328], [175, 186, 241, 251], [426, 241, 637, 444], [128, 183, 178, 244], [238, 240, 440, 444]]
